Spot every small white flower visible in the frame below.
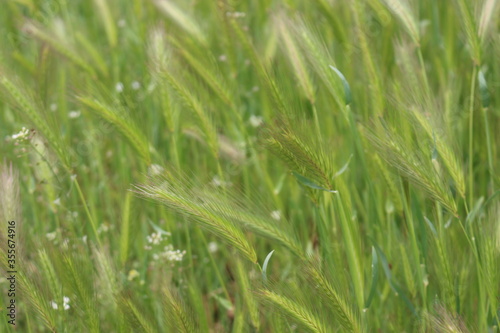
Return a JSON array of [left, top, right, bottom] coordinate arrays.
[[218, 54, 227, 62], [46, 232, 57, 242], [211, 176, 223, 187], [68, 110, 81, 119], [62, 238, 70, 249], [208, 241, 218, 253], [148, 164, 164, 176], [11, 127, 30, 141], [249, 115, 263, 127], [70, 174, 77, 182], [210, 176, 231, 187], [50, 301, 58, 310], [147, 232, 163, 245], [115, 82, 124, 93], [162, 245, 186, 262], [226, 11, 246, 18], [98, 223, 109, 234], [50, 103, 58, 111], [53, 198, 61, 206], [63, 296, 70, 310], [131, 81, 141, 90], [271, 210, 281, 221], [82, 235, 88, 244]]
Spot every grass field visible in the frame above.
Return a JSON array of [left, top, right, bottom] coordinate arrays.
[[0, 0, 499, 332]]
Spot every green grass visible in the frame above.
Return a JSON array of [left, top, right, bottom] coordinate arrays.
[[0, 0, 499, 332]]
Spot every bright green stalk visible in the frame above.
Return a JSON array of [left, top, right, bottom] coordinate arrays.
[[332, 187, 364, 313], [74, 178, 102, 248], [481, 106, 495, 187], [400, 187, 427, 316], [468, 65, 478, 206]]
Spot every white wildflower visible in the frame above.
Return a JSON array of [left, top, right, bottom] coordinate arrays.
[[115, 82, 124, 93], [148, 164, 164, 176], [98, 223, 109, 234], [208, 241, 218, 253], [249, 115, 263, 127], [271, 210, 281, 221], [50, 103, 58, 111], [53, 198, 61, 206], [226, 11, 246, 18], [46, 232, 57, 242], [50, 301, 58, 310], [11, 127, 30, 141], [211, 176, 231, 187], [147, 232, 163, 245], [61, 238, 70, 249], [211, 176, 223, 187], [131, 81, 141, 90], [218, 54, 227, 62], [63, 296, 70, 310], [161, 244, 186, 262], [68, 110, 81, 119]]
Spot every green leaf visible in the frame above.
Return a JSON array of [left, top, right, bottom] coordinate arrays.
[[148, 220, 171, 236], [329, 65, 352, 105], [262, 250, 275, 283], [373, 243, 417, 316], [431, 132, 438, 160], [292, 172, 337, 193], [212, 295, 234, 312], [465, 197, 485, 227], [364, 247, 379, 309], [424, 217, 438, 237], [274, 173, 287, 195], [334, 154, 353, 178], [478, 70, 490, 108]]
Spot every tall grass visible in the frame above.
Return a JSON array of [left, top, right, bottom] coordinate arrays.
[[0, 0, 499, 331]]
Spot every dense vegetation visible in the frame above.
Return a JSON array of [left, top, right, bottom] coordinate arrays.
[[1, 0, 499, 331]]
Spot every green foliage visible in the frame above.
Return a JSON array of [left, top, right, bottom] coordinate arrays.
[[0, 0, 499, 332]]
